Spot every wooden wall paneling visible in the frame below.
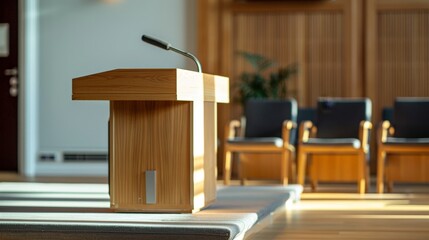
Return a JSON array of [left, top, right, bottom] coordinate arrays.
[[296, 14, 307, 105], [232, 13, 301, 113], [377, 0, 429, 10], [231, 12, 302, 181], [367, 0, 429, 122], [198, 0, 232, 179], [365, 0, 378, 175], [366, 0, 429, 180], [197, 0, 220, 73], [217, 0, 235, 178], [198, 0, 364, 181], [365, 0, 378, 113], [225, 1, 345, 12], [348, 0, 364, 97], [305, 11, 344, 105]]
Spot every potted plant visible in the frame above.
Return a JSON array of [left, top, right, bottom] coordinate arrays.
[[232, 52, 298, 183], [236, 51, 298, 107]]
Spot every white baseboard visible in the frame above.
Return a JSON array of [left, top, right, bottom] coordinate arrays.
[[35, 162, 108, 177]]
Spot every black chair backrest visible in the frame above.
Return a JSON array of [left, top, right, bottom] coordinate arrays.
[[382, 107, 394, 122], [244, 99, 297, 138], [316, 98, 371, 139], [294, 108, 316, 144], [298, 108, 316, 125], [393, 98, 429, 138]]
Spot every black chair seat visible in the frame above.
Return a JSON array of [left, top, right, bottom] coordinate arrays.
[[304, 138, 361, 148], [385, 137, 429, 145], [228, 137, 283, 147]]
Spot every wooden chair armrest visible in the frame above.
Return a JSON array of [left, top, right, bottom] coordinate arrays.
[[225, 120, 241, 140], [282, 120, 297, 148], [378, 120, 392, 144], [359, 120, 373, 152], [298, 120, 314, 144]]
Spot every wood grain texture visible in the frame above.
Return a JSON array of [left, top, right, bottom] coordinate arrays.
[[74, 68, 228, 212], [223, 120, 295, 185], [198, 0, 364, 179], [297, 121, 371, 193], [72, 68, 229, 103], [309, 155, 362, 181], [109, 100, 218, 212], [110, 101, 192, 212], [366, 0, 429, 180], [226, 0, 346, 12], [377, 0, 429, 10], [377, 121, 429, 193], [197, 0, 221, 76], [386, 156, 429, 182], [191, 101, 218, 210], [202, 102, 217, 207], [246, 191, 429, 240], [240, 153, 282, 181]]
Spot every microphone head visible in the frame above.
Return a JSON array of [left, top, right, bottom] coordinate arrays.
[[141, 35, 171, 50]]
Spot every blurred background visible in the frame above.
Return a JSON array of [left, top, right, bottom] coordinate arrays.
[[0, 0, 428, 182]]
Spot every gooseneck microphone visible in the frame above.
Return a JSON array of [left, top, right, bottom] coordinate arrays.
[[141, 35, 202, 73]]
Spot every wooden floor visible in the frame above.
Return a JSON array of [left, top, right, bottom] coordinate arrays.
[[246, 183, 429, 240], [1, 173, 428, 240]]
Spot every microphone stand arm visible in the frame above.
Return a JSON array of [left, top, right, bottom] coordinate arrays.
[[141, 35, 202, 73], [170, 46, 202, 73]]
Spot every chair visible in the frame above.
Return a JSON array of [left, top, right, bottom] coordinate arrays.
[[295, 108, 316, 144], [297, 98, 372, 193], [223, 99, 297, 185], [377, 98, 429, 193]]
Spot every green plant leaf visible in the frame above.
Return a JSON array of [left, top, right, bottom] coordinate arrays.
[[237, 51, 276, 72], [235, 52, 298, 106]]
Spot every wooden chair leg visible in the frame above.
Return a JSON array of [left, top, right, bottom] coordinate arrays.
[[311, 179, 318, 192], [358, 178, 366, 194], [358, 152, 366, 194], [297, 150, 307, 186], [289, 151, 297, 183], [281, 150, 289, 185], [385, 167, 394, 193], [377, 149, 386, 193], [309, 161, 317, 192], [365, 165, 370, 193], [224, 149, 232, 185], [240, 178, 246, 186], [387, 181, 394, 193]]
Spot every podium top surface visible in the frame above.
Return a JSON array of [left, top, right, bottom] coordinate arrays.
[[72, 68, 229, 103]]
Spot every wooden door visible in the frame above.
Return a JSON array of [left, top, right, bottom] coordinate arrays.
[[0, 0, 19, 171]]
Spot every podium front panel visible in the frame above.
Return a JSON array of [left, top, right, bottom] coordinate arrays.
[[109, 101, 192, 212]]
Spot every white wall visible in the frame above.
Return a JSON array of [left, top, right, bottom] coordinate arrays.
[[34, 0, 196, 175]]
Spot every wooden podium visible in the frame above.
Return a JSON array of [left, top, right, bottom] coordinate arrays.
[[72, 69, 229, 213]]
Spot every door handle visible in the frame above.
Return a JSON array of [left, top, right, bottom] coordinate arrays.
[[4, 68, 18, 97], [5, 67, 18, 76]]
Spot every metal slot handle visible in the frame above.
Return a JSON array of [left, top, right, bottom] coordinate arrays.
[[145, 170, 156, 204]]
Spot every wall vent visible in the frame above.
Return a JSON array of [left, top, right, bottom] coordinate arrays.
[[39, 153, 58, 162], [63, 152, 108, 162]]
